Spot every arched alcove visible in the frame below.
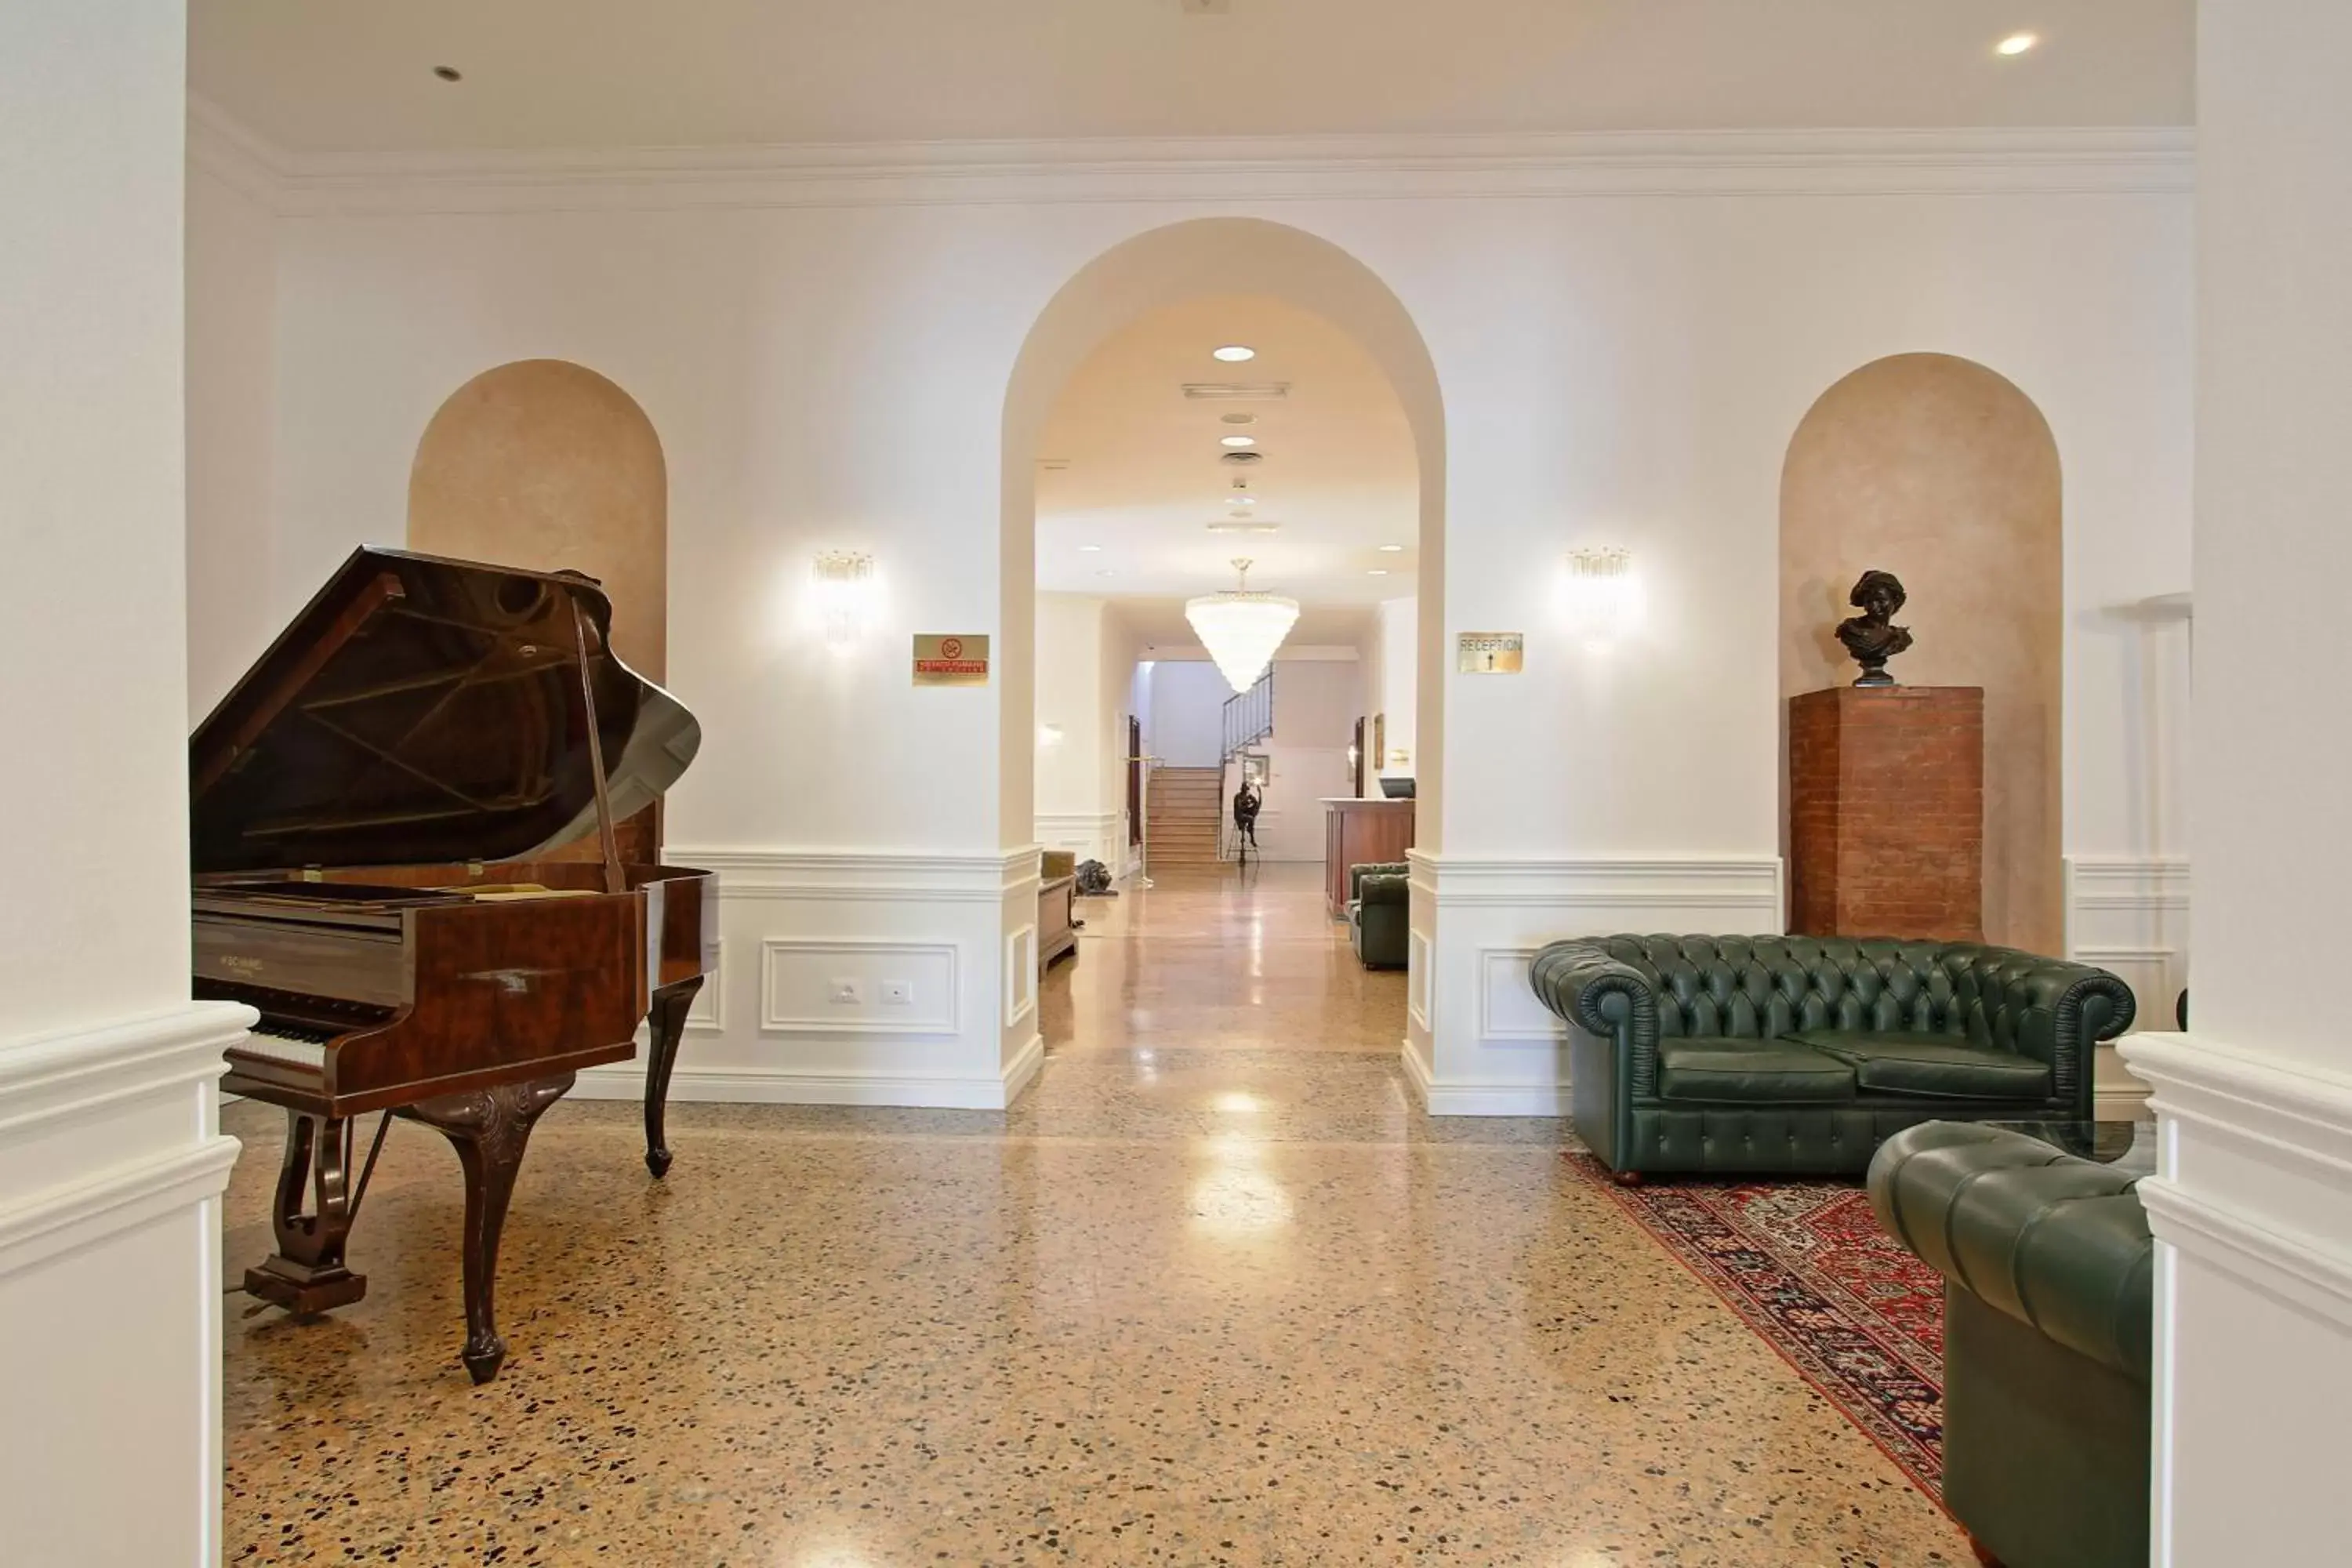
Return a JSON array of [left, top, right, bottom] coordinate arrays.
[[1780, 352, 2063, 952], [1000, 219, 1447, 856], [408, 358, 669, 681]]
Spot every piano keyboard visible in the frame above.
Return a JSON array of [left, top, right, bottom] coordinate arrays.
[[238, 1022, 335, 1071]]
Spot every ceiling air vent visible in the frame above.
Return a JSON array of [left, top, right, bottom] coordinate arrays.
[[1207, 520, 1281, 535], [1182, 382, 1290, 401]]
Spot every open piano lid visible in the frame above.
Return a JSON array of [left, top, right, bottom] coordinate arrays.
[[191, 547, 700, 876]]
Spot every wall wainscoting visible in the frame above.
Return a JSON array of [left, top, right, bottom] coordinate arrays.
[[572, 845, 1041, 1111], [2065, 855, 2190, 1116], [0, 1001, 252, 1565], [1404, 854, 1785, 1116], [2122, 1034, 2352, 1563], [1033, 811, 1124, 873]]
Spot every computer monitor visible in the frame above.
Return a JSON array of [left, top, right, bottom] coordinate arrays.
[[1379, 776, 1416, 800]]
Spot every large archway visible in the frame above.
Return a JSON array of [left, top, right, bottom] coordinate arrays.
[[1000, 219, 1446, 852], [998, 219, 1447, 1076], [1779, 352, 2063, 952]]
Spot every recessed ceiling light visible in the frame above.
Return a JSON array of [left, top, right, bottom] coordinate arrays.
[[1077, 544, 1102, 552], [1094, 569, 1116, 578], [1221, 435, 1257, 448], [1995, 32, 2038, 56], [1377, 543, 1404, 553], [433, 64, 463, 82], [1367, 569, 1391, 577], [1212, 345, 1256, 362]]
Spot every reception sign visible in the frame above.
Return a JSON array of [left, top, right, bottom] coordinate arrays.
[[1456, 631, 1524, 673]]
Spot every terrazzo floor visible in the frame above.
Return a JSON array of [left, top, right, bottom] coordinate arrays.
[[219, 862, 1966, 1565]]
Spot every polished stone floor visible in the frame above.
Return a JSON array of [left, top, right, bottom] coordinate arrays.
[[220, 862, 1965, 1564]]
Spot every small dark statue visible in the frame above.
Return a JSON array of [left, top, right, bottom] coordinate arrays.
[[1835, 569, 1915, 688], [1232, 779, 1264, 866]]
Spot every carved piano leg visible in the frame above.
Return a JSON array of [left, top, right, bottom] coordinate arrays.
[[404, 1073, 575, 1385], [641, 975, 703, 1178], [245, 1109, 368, 1316]]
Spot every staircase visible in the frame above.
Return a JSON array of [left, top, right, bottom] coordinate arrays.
[[1146, 767, 1224, 867]]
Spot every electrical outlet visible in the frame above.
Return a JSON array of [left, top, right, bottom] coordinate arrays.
[[881, 979, 913, 1006], [829, 978, 862, 1005]]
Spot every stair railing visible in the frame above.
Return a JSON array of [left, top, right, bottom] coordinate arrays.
[[1218, 668, 1275, 863]]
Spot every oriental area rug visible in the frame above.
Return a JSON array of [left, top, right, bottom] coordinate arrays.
[[1569, 1156, 1949, 1501]]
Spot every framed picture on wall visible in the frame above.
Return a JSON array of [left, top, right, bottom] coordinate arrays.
[[1372, 713, 1386, 770]]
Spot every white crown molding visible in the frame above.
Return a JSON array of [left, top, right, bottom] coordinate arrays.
[[190, 107, 2190, 216], [1408, 852, 1784, 910], [186, 94, 293, 211], [0, 1001, 251, 1281], [668, 844, 1042, 902], [2124, 1033, 2352, 1330], [2066, 855, 2192, 910]]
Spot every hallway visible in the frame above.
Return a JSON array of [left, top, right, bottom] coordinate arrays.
[[219, 865, 1965, 1564]]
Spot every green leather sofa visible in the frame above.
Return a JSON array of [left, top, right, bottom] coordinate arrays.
[[1527, 935, 2135, 1177], [1870, 1122, 2152, 1568], [1348, 862, 1408, 969]]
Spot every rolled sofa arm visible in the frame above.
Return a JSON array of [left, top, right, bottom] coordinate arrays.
[[1356, 869, 1409, 907], [1530, 940, 1662, 1094], [1870, 1122, 2153, 1377], [1994, 957, 2138, 1113]]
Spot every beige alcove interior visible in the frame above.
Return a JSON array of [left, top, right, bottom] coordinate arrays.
[[408, 358, 668, 681], [1780, 352, 2063, 953]]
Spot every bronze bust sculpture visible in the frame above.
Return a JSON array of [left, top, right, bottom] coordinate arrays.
[[1835, 569, 1914, 687]]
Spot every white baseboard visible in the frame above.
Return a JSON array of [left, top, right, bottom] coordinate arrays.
[[577, 1028, 1045, 1112]]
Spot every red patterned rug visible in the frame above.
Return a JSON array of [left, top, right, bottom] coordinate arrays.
[[1570, 1156, 1949, 1501]]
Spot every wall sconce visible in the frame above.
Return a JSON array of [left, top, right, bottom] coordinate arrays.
[[811, 550, 877, 647], [1565, 546, 1637, 646]]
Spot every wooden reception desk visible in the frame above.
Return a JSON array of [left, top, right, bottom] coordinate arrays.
[[1323, 797, 1416, 917]]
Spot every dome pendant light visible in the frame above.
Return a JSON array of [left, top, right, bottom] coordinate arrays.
[[1185, 557, 1301, 694]]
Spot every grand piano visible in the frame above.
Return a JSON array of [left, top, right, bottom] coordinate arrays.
[[191, 547, 714, 1382]]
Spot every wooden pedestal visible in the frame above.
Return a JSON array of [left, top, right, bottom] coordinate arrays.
[[1788, 685, 1984, 941]]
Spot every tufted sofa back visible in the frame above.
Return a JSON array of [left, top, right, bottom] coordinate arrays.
[[1586, 933, 2114, 1065]]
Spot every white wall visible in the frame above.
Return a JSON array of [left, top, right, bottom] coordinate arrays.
[[1144, 659, 1232, 768], [2124, 5, 2352, 1563], [2, 4, 250, 1563], [1375, 596, 1417, 784], [189, 125, 2191, 1111], [1253, 655, 1361, 862], [1033, 592, 1134, 868], [186, 132, 279, 718]]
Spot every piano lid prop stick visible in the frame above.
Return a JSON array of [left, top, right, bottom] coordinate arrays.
[[567, 590, 628, 896]]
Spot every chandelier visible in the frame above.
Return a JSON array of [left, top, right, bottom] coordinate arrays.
[[1185, 557, 1300, 694]]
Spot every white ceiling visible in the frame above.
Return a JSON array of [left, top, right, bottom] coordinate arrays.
[[1034, 296, 1416, 638], [191, 1, 2193, 154]]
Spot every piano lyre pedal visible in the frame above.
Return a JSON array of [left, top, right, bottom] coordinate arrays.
[[191, 549, 715, 1381]]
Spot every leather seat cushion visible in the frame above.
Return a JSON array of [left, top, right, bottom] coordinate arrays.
[[1789, 1031, 2053, 1101], [1657, 1037, 1857, 1104]]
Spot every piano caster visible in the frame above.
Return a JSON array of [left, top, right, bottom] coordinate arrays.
[[403, 1072, 575, 1385], [641, 975, 703, 1179], [246, 1109, 370, 1316]]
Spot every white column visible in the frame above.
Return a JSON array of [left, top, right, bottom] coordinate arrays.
[[0, 3, 252, 1563], [2125, 2, 2352, 1562]]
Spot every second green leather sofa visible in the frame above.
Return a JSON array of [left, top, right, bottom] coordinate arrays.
[[1348, 862, 1408, 969], [1528, 935, 2135, 1178], [1870, 1121, 2154, 1568]]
